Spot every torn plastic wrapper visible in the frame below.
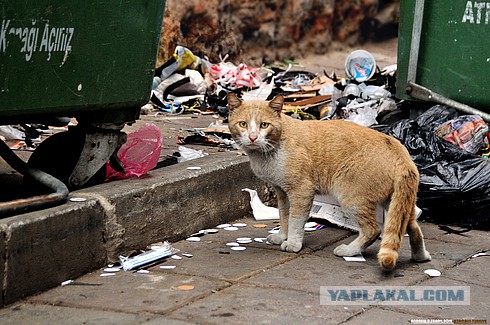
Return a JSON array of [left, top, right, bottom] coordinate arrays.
[[119, 241, 179, 271], [177, 146, 208, 163], [105, 123, 162, 181]]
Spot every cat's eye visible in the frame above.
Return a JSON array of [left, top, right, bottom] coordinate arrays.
[[238, 121, 248, 128], [260, 122, 270, 129]]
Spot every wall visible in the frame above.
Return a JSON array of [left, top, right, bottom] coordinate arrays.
[[157, 0, 399, 66]]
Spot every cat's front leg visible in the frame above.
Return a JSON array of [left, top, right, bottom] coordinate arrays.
[[267, 186, 289, 245], [280, 190, 313, 253]]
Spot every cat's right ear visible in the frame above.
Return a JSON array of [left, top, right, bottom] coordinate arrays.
[[269, 94, 284, 114], [227, 93, 242, 112]]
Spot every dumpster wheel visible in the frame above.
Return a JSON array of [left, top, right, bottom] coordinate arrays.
[[26, 128, 107, 192]]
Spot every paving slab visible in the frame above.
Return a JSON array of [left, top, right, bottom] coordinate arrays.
[[0, 303, 143, 325], [315, 234, 481, 278], [420, 222, 490, 250], [443, 254, 490, 288], [154, 219, 353, 282], [385, 278, 490, 321], [28, 269, 229, 315], [342, 307, 424, 325], [168, 284, 360, 325], [154, 239, 295, 282]]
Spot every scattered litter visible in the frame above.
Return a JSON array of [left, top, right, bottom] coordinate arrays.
[[216, 224, 231, 229], [186, 166, 202, 171], [242, 188, 280, 220], [160, 265, 177, 270], [136, 269, 150, 274], [182, 253, 193, 258], [223, 226, 239, 231], [344, 50, 376, 82], [472, 252, 490, 258], [69, 197, 87, 202], [230, 246, 247, 251], [253, 224, 268, 228], [424, 269, 442, 277], [232, 223, 247, 227], [177, 146, 208, 162], [100, 273, 115, 277], [186, 237, 201, 242], [119, 241, 178, 271], [237, 239, 253, 244], [254, 237, 268, 243], [171, 255, 183, 260], [103, 267, 121, 273], [203, 229, 219, 234], [226, 242, 240, 247], [268, 228, 280, 234], [304, 222, 324, 232], [343, 254, 366, 262], [189, 232, 205, 237], [61, 280, 102, 286], [176, 285, 195, 291]]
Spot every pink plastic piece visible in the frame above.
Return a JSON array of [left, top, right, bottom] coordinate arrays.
[[106, 123, 162, 181]]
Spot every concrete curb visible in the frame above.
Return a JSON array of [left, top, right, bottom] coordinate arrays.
[[0, 152, 267, 305]]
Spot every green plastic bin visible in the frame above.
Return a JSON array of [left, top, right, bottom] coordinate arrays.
[[397, 0, 490, 114], [0, 0, 166, 125]]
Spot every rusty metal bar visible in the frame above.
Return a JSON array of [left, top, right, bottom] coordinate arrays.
[[0, 139, 69, 217]]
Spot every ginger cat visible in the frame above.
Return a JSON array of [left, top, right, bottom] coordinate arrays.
[[227, 93, 431, 270]]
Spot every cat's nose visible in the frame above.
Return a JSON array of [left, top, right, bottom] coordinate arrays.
[[248, 134, 258, 143]]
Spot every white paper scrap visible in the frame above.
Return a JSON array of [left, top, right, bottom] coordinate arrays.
[[310, 195, 422, 233], [242, 188, 280, 220], [343, 254, 366, 262]]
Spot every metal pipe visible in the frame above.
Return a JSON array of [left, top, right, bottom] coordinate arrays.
[[0, 140, 69, 217], [407, 0, 425, 83], [407, 82, 490, 122]]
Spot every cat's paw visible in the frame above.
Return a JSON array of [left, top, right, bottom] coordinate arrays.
[[412, 249, 432, 262], [281, 240, 302, 253], [333, 243, 360, 257], [267, 233, 287, 245]]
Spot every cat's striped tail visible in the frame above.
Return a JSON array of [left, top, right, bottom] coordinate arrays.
[[377, 165, 419, 270]]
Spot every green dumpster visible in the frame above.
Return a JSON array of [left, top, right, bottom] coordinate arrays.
[[397, 0, 490, 118], [1, 0, 165, 124], [0, 1, 166, 214]]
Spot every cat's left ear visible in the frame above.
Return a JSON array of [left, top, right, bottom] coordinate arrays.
[[227, 93, 242, 112], [269, 94, 284, 114]]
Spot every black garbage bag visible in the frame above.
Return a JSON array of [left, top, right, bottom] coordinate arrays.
[[374, 105, 490, 229]]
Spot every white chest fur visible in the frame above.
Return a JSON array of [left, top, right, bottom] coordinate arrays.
[[248, 148, 287, 189]]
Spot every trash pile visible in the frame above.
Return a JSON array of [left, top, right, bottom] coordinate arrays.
[[146, 45, 490, 229], [148, 46, 399, 128]]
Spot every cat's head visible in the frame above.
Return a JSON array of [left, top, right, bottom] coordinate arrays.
[[227, 93, 284, 153]]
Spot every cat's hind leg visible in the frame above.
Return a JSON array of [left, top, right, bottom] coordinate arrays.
[[407, 220, 431, 262], [267, 186, 289, 245], [334, 205, 381, 257]]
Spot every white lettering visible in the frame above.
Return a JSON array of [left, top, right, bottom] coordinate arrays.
[[475, 2, 486, 23], [487, 3, 490, 24], [462, 1, 490, 24], [39, 22, 49, 52], [0, 20, 10, 52], [462, 1, 475, 23], [2, 19, 75, 62]]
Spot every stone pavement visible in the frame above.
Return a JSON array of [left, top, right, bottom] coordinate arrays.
[[1, 217, 488, 324]]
